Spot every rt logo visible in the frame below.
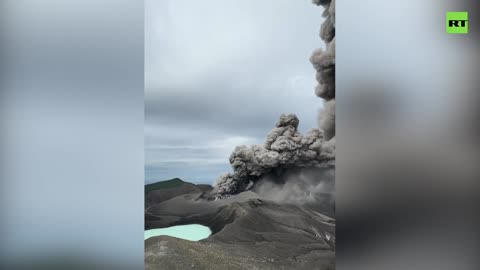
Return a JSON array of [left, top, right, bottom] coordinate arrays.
[[446, 12, 468, 34]]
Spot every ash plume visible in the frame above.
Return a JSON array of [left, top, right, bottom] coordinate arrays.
[[311, 0, 335, 140], [319, 99, 335, 140], [212, 1, 335, 197], [213, 114, 334, 197], [253, 167, 334, 207]]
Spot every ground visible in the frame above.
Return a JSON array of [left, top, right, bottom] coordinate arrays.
[[145, 179, 335, 270]]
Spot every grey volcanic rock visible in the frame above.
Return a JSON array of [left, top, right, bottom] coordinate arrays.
[[146, 235, 333, 270], [145, 181, 335, 270], [145, 181, 211, 207], [145, 179, 213, 229], [145, 189, 261, 230]]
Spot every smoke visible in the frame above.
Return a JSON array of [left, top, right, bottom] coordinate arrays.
[[311, 0, 335, 140], [213, 114, 334, 197], [253, 167, 334, 206], [319, 100, 335, 140], [212, 1, 335, 198]]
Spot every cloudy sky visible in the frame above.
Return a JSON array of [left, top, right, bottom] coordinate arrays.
[[145, 0, 323, 184]]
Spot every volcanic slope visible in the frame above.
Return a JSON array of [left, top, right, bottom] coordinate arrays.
[[145, 179, 335, 270]]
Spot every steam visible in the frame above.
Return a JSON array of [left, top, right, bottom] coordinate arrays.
[[212, 1, 335, 198]]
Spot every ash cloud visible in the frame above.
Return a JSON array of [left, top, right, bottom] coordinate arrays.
[[212, 1, 335, 197], [319, 100, 335, 140], [213, 114, 334, 197], [311, 0, 335, 140], [253, 167, 334, 206]]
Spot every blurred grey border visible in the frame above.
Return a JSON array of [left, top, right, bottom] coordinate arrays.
[[1, 0, 144, 269], [337, 0, 478, 269], [1, 0, 479, 269]]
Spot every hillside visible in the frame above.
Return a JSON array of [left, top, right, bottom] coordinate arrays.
[[145, 179, 335, 269], [145, 178, 185, 193]]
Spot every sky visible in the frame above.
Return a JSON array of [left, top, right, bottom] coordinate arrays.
[[145, 0, 323, 184]]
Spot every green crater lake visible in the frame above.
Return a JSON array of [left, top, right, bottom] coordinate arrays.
[[144, 224, 212, 241]]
